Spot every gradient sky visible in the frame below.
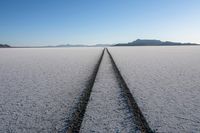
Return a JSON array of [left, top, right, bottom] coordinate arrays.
[[0, 0, 200, 46]]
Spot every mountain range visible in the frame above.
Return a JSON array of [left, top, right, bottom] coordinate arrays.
[[115, 39, 199, 46], [0, 44, 10, 48], [1, 39, 199, 48]]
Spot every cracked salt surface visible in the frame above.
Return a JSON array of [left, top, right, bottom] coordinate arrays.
[[109, 46, 200, 132], [80, 51, 137, 133], [0, 48, 102, 133]]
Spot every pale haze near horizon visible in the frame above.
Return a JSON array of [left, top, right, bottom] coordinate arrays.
[[0, 0, 200, 46]]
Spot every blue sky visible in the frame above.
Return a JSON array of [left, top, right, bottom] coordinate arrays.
[[0, 0, 200, 46]]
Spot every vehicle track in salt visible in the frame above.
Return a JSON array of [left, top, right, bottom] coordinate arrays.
[[64, 48, 153, 133], [80, 48, 139, 132], [62, 48, 105, 133], [106, 48, 154, 133]]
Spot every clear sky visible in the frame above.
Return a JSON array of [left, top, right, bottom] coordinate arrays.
[[0, 0, 200, 46]]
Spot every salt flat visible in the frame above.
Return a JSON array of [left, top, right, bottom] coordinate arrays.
[[0, 48, 102, 133], [1, 46, 200, 133], [109, 46, 200, 132]]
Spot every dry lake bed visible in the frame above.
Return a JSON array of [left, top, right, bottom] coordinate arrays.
[[0, 46, 200, 133]]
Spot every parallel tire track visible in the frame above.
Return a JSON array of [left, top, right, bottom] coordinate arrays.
[[80, 49, 138, 132], [106, 48, 154, 133], [62, 48, 105, 133], [62, 47, 153, 133]]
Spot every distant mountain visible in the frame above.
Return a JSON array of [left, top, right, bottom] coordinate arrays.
[[0, 44, 11, 48], [93, 44, 112, 47], [55, 44, 87, 47], [115, 39, 199, 46], [4, 39, 198, 48], [47, 44, 112, 47]]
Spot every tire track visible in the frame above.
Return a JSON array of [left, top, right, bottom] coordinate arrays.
[[62, 48, 105, 133], [106, 48, 154, 133], [80, 48, 137, 132], [62, 47, 153, 133]]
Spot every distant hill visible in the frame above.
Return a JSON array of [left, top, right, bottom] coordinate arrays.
[[0, 44, 11, 48], [3, 40, 198, 48], [55, 44, 87, 47], [47, 44, 112, 47], [93, 44, 112, 47], [115, 39, 199, 46]]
